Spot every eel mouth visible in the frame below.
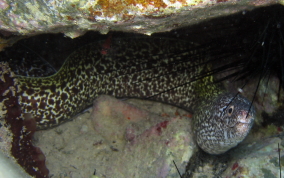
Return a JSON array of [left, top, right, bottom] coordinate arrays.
[[237, 110, 253, 124], [235, 110, 254, 134]]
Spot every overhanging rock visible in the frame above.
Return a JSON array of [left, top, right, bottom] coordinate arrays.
[[0, 0, 281, 38]]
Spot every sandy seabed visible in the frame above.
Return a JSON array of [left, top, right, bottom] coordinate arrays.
[[33, 96, 194, 178]]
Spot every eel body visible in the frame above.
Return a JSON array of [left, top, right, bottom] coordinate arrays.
[[13, 37, 254, 154]]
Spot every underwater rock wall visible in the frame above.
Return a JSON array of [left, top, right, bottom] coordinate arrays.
[[0, 0, 279, 38]]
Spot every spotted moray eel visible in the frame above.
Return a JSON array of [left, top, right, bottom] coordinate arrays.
[[13, 37, 255, 154]]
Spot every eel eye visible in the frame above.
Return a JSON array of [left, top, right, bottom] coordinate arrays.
[[228, 106, 234, 115]]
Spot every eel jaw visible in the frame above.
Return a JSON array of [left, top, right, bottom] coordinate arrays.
[[235, 110, 254, 134]]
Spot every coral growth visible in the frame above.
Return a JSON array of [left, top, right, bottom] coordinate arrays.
[[0, 62, 49, 178]]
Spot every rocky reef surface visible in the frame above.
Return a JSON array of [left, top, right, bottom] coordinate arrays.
[[0, 0, 279, 39]]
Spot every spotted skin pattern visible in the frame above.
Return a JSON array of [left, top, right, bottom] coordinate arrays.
[[194, 93, 255, 154], [16, 37, 255, 154]]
